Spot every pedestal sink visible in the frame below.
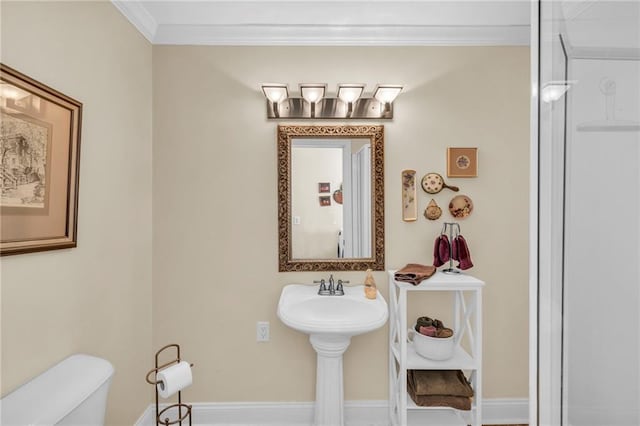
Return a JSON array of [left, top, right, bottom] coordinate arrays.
[[277, 284, 388, 426]]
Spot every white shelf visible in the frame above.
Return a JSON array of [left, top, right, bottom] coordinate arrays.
[[406, 396, 474, 425], [392, 342, 479, 370], [389, 270, 484, 426], [391, 270, 485, 291]]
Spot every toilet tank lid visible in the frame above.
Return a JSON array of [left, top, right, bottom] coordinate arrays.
[[0, 354, 114, 426]]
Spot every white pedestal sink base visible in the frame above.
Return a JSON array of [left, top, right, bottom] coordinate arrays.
[[309, 334, 352, 426], [277, 285, 388, 426]]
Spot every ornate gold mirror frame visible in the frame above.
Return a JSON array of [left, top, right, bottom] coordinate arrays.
[[278, 124, 384, 272]]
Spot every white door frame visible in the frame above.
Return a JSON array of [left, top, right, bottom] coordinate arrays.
[[350, 144, 371, 258], [529, 2, 540, 424], [291, 139, 352, 257]]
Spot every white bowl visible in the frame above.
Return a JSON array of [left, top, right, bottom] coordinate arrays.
[[409, 325, 457, 361]]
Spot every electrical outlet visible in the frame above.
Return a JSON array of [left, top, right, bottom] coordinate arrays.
[[257, 321, 269, 342]]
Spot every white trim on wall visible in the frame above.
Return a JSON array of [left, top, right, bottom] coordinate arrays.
[[152, 25, 530, 46], [134, 399, 529, 426], [110, 0, 530, 46], [111, 0, 157, 42]]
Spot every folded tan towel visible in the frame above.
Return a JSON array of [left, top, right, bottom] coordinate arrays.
[[408, 393, 472, 411], [407, 370, 474, 397], [394, 263, 436, 285], [407, 370, 473, 410]]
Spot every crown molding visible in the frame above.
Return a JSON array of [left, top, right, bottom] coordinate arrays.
[[153, 24, 530, 46], [111, 0, 158, 42], [111, 0, 530, 46]]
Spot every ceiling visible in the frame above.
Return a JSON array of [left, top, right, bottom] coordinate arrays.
[[111, 0, 532, 46]]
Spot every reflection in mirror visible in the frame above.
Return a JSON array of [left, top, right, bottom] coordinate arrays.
[[278, 125, 384, 272], [291, 139, 371, 259]]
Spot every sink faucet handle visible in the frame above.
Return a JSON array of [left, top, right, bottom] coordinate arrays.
[[335, 279, 346, 296], [315, 279, 332, 295]]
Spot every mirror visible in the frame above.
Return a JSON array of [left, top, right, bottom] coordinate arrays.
[[278, 125, 384, 272]]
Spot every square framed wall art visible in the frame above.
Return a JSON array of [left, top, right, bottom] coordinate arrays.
[[447, 147, 478, 178], [1, 64, 82, 255], [318, 182, 330, 193]]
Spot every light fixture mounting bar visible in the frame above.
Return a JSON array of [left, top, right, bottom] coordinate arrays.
[[265, 97, 394, 119]]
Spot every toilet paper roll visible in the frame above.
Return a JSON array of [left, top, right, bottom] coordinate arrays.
[[156, 361, 192, 399]]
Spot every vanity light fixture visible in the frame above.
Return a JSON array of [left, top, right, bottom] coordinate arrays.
[[541, 80, 575, 103], [300, 83, 326, 118], [262, 83, 289, 117], [261, 83, 403, 120]]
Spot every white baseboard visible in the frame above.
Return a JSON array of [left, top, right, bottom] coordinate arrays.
[[134, 398, 528, 426], [483, 398, 529, 424]]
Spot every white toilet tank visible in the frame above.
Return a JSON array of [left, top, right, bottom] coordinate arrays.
[[0, 354, 114, 426]]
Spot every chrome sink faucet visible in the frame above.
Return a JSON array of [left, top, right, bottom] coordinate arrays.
[[314, 274, 349, 296]]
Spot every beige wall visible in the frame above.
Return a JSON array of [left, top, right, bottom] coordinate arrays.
[[153, 46, 529, 401], [0, 2, 152, 425], [0, 9, 529, 420]]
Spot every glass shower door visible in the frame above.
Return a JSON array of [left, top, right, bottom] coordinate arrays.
[[564, 56, 639, 426], [537, 1, 640, 425]]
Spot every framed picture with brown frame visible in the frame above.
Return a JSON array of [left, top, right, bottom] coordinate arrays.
[[319, 196, 331, 206], [1, 64, 82, 256], [318, 182, 330, 193], [447, 147, 478, 178]]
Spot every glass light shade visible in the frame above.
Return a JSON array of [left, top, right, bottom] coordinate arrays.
[[300, 84, 326, 104], [262, 84, 289, 104], [541, 82, 572, 103], [373, 85, 403, 104], [337, 84, 365, 104]]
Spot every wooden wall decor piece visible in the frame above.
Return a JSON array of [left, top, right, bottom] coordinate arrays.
[[401, 169, 417, 222], [424, 199, 442, 220]]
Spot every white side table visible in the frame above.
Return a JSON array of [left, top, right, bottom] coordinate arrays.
[[388, 270, 484, 426]]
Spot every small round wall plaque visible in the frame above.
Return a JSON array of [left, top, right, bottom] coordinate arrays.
[[448, 195, 474, 219]]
